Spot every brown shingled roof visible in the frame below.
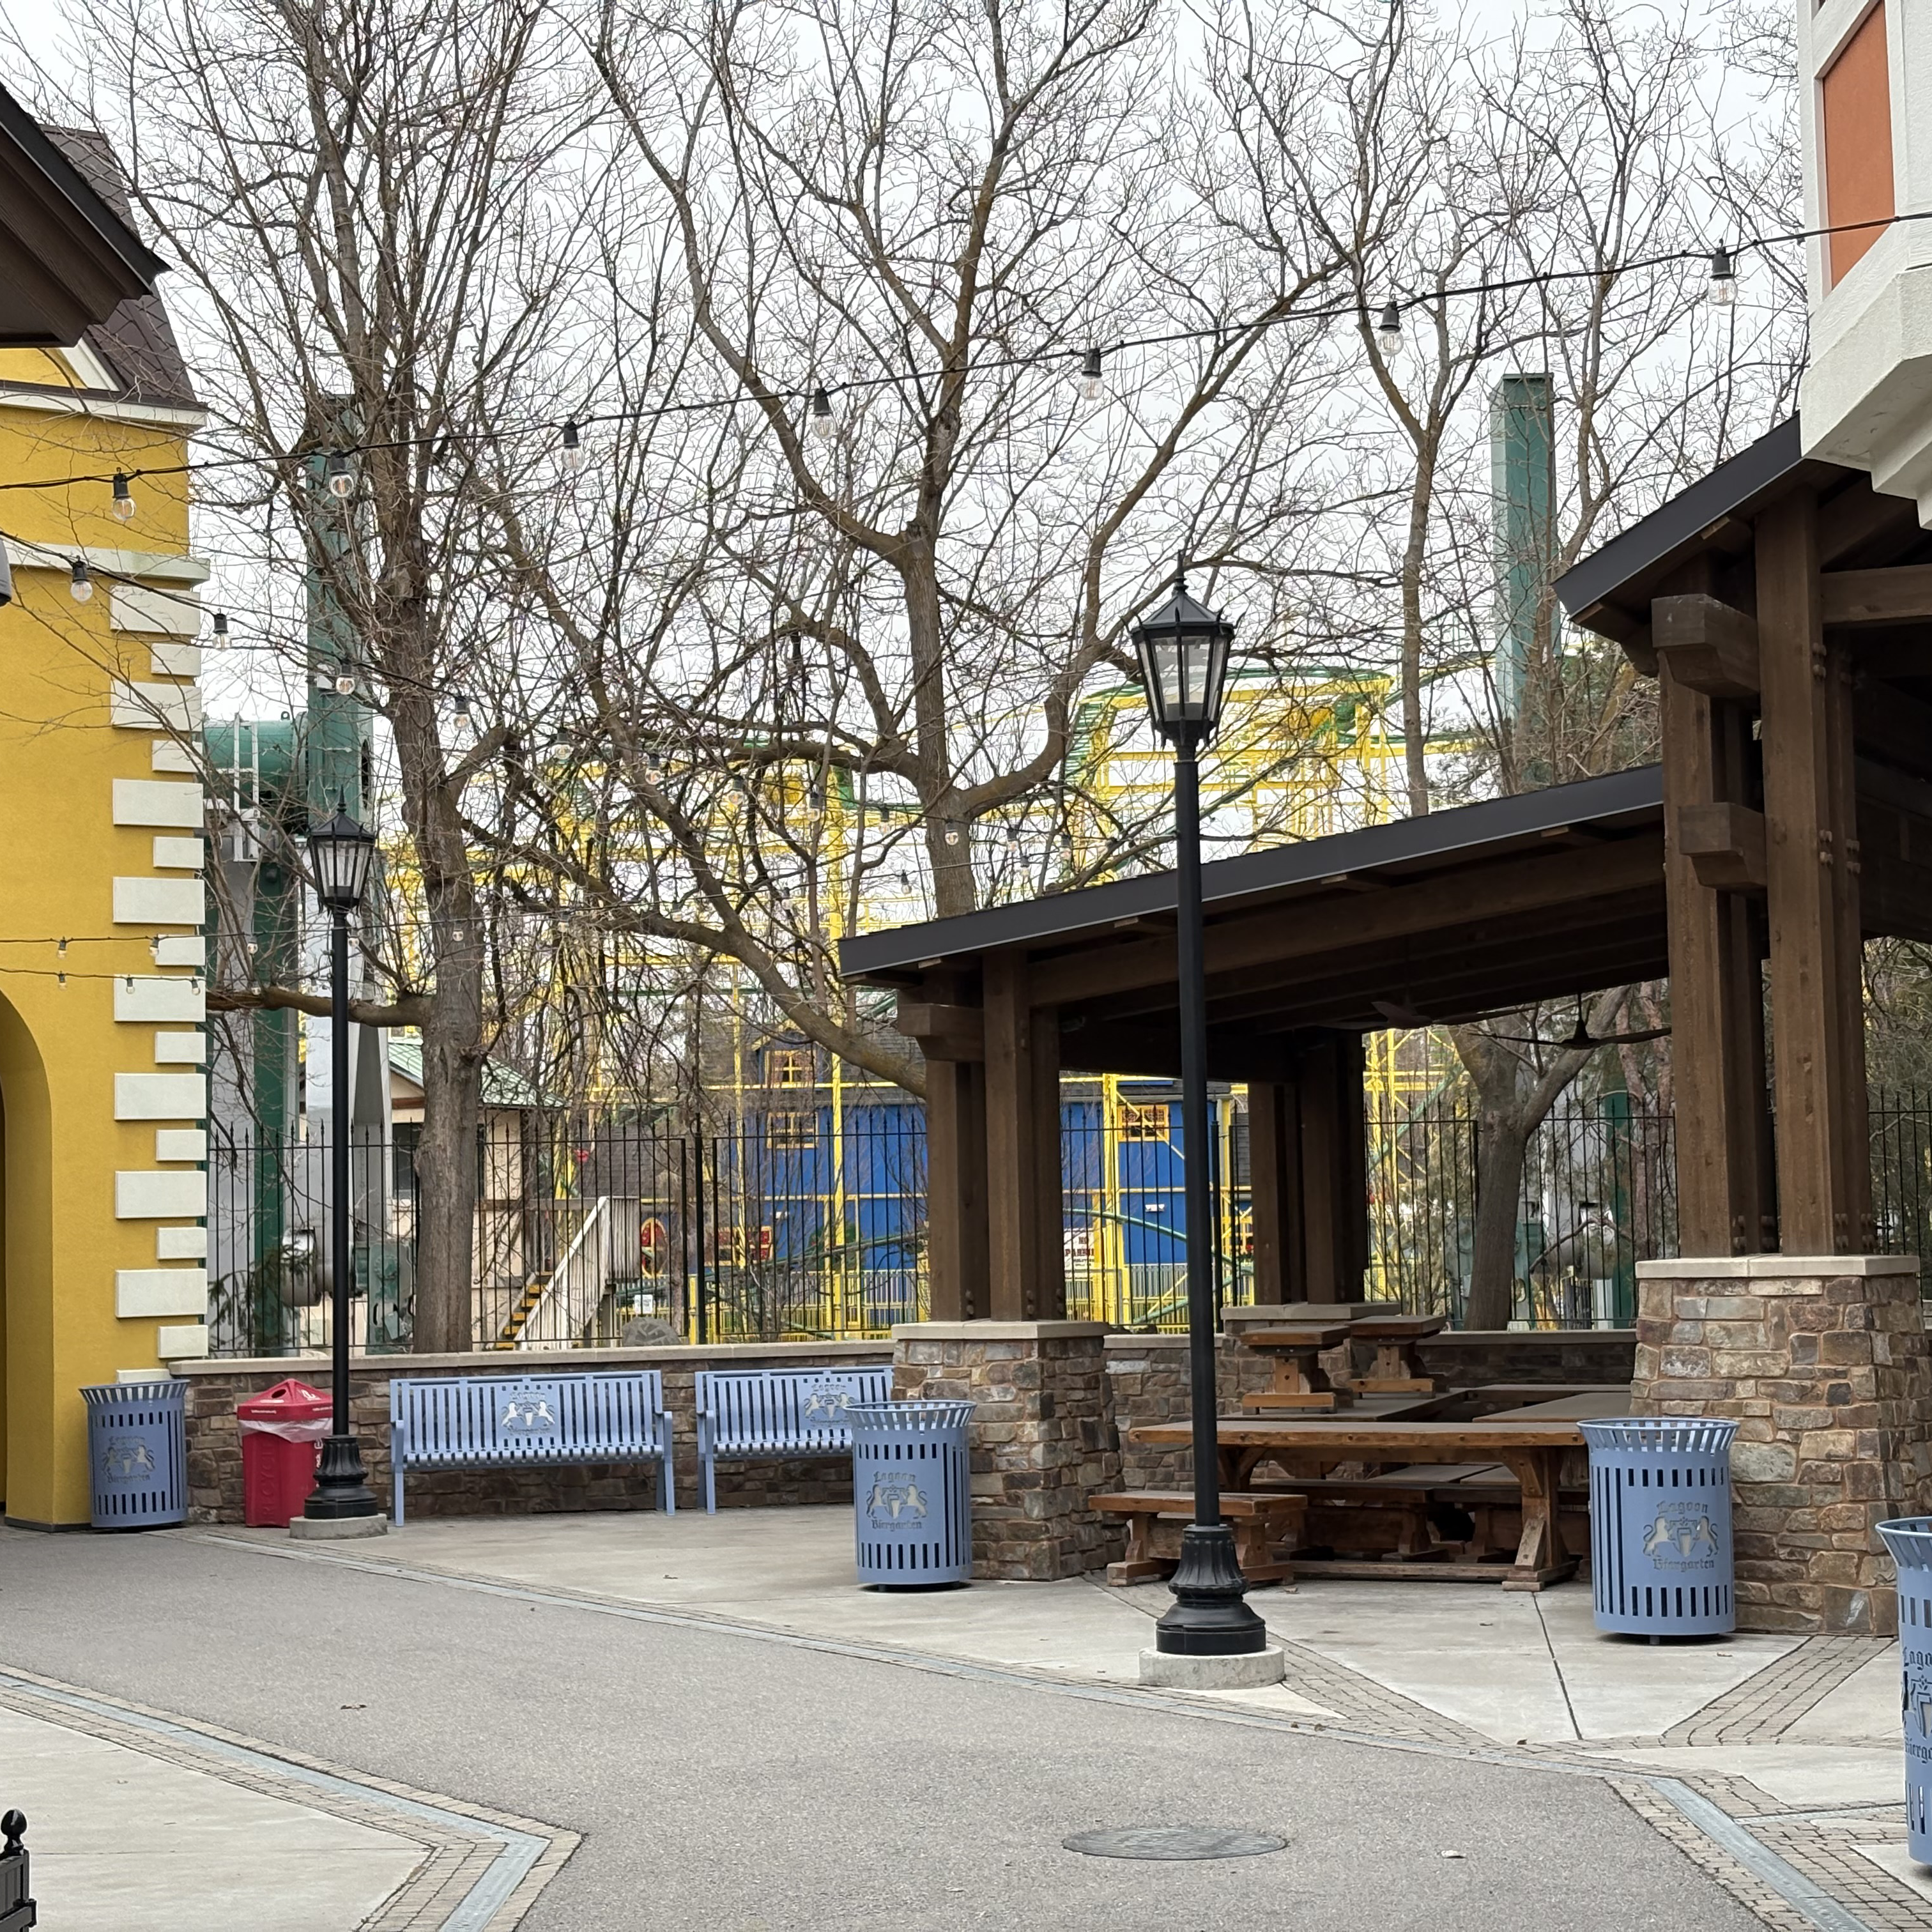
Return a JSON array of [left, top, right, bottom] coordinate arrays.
[[39, 125, 199, 411]]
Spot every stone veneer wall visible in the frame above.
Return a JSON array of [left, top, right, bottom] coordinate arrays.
[[1632, 1255, 1932, 1636], [178, 1339, 893, 1522], [891, 1322, 1123, 1581], [1107, 1335, 1275, 1491], [181, 1324, 1641, 1536]]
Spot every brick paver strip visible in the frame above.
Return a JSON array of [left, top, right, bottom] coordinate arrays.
[[1665, 1637, 1886, 1747], [0, 1664, 578, 1929]]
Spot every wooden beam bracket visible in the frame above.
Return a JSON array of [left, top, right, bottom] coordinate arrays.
[[893, 1000, 985, 1062], [1677, 802, 1768, 893], [1653, 594, 1760, 698]]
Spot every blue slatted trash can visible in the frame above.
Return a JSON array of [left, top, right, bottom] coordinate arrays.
[[82, 1380, 188, 1528], [848, 1400, 974, 1587], [1579, 1418, 1736, 1637], [1878, 1519, 1932, 1861]]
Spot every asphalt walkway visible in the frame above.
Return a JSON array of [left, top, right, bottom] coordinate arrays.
[[0, 1513, 1910, 1929]]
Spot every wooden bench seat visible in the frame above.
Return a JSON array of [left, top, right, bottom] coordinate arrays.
[[1091, 1490, 1307, 1589]]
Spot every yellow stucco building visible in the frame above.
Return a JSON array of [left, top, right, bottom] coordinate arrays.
[[0, 98, 208, 1525]]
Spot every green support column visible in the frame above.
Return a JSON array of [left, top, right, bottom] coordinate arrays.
[[1491, 373, 1554, 725]]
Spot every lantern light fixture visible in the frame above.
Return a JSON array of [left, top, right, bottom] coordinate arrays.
[[1128, 568, 1238, 746], [305, 800, 378, 912]]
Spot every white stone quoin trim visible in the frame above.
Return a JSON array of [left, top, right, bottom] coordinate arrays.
[[110, 680, 202, 734], [112, 877, 203, 925], [116, 1269, 208, 1319], [114, 1073, 207, 1121], [112, 977, 204, 1023], [150, 836, 203, 871], [112, 779, 203, 828], [155, 1324, 210, 1361], [116, 1170, 206, 1220]]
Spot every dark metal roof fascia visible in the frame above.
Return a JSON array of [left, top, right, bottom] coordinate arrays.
[[0, 83, 167, 341], [1554, 418, 1804, 620], [838, 763, 1665, 979]]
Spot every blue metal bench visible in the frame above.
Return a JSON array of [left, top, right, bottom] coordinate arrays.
[[693, 1365, 891, 1513], [388, 1371, 673, 1526]]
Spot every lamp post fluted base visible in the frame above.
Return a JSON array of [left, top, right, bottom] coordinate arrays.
[[303, 1433, 381, 1519], [1153, 1523, 1269, 1655]]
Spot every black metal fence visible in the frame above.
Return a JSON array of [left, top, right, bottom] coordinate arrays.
[[205, 1089, 1932, 1356]]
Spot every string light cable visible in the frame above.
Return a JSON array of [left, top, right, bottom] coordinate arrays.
[[0, 202, 1906, 507]]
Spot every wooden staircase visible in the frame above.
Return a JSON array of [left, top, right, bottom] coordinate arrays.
[[494, 1273, 553, 1349]]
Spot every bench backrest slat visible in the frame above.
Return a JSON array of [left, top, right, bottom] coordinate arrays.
[[697, 1366, 891, 1454], [391, 1370, 666, 1466]]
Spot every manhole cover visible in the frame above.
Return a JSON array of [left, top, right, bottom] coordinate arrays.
[[1063, 1827, 1287, 1862]]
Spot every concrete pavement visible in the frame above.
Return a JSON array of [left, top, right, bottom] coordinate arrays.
[[0, 1508, 1918, 1928]]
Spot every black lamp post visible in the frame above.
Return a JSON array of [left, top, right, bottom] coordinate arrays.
[[1130, 568, 1268, 1658], [303, 803, 382, 1522]]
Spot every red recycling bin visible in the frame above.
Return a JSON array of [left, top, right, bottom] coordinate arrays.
[[237, 1379, 334, 1526]]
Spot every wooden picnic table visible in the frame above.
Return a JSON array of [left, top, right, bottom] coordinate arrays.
[[1236, 1324, 1356, 1411], [1127, 1415, 1597, 1590]]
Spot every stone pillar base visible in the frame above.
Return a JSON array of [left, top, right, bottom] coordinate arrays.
[[1634, 1255, 1932, 1636], [892, 1321, 1123, 1581]]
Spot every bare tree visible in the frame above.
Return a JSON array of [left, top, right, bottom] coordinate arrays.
[[462, 0, 1418, 1094], [55, 0, 611, 1349]]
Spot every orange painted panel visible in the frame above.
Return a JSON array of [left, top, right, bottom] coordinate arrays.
[[1821, 1, 1896, 285]]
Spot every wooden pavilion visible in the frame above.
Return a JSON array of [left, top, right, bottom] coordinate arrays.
[[844, 415, 1932, 1627], [841, 417, 1932, 1308]]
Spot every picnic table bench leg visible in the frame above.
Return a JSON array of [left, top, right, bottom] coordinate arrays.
[[1501, 1449, 1573, 1590]]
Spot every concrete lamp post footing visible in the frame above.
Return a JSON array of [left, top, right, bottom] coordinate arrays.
[[289, 1514, 390, 1541], [1139, 1646, 1285, 1690]]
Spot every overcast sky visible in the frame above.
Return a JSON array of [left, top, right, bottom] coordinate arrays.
[[8, 0, 1564, 92]]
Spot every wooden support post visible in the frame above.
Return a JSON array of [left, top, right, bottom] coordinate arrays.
[[924, 1058, 987, 1321], [1245, 1080, 1300, 1304], [1659, 639, 1774, 1254], [982, 955, 1066, 1319], [1292, 1032, 1370, 1302], [1757, 492, 1872, 1253]]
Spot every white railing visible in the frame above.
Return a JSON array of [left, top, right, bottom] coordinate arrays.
[[518, 1196, 642, 1348]]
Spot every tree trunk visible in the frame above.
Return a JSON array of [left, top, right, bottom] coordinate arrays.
[[390, 674, 487, 1354], [1464, 1114, 1529, 1330], [415, 990, 483, 1351]]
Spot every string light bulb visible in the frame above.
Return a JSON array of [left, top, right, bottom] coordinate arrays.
[[1708, 246, 1736, 309], [809, 387, 834, 440], [561, 419, 585, 473], [211, 610, 230, 647], [1079, 346, 1103, 401], [1377, 301, 1402, 348], [334, 671, 356, 696], [110, 472, 135, 522], [452, 692, 473, 726], [325, 450, 355, 499], [69, 558, 91, 602]]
